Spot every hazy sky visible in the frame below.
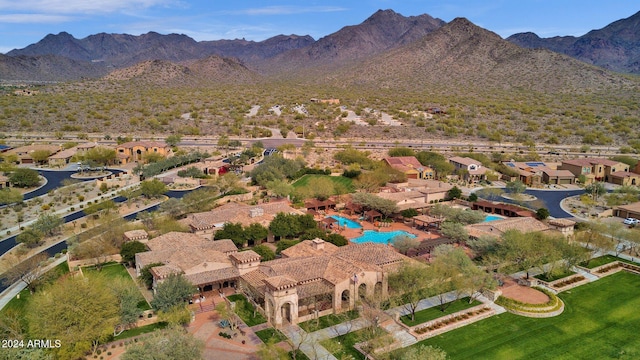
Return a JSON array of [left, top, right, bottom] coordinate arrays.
[[0, 1, 638, 54]]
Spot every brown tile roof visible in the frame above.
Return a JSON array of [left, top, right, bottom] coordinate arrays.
[[123, 229, 148, 240], [150, 265, 181, 278], [465, 217, 549, 238], [136, 232, 239, 287], [184, 267, 240, 286], [548, 218, 576, 227], [48, 147, 77, 160], [610, 171, 639, 178], [8, 144, 60, 156], [542, 169, 575, 178], [280, 239, 339, 258], [264, 275, 298, 290], [562, 158, 622, 167], [229, 250, 261, 264], [614, 201, 640, 213], [384, 156, 428, 173], [333, 243, 406, 268], [186, 201, 302, 231], [449, 156, 481, 166]]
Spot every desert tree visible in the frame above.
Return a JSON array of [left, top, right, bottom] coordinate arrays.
[[1, 252, 48, 294], [27, 275, 119, 358], [121, 326, 204, 360], [388, 261, 430, 321]]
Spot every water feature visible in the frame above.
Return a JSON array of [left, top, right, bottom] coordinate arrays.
[[351, 230, 416, 244], [328, 215, 362, 229], [483, 215, 504, 222]]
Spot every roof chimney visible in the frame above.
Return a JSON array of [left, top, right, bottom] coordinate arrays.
[[311, 238, 325, 250]]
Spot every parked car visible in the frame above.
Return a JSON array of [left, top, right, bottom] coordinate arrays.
[[623, 218, 639, 225]]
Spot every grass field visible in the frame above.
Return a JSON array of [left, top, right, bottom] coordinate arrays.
[[298, 310, 359, 333], [402, 271, 640, 359], [292, 174, 354, 192], [255, 328, 288, 344], [580, 255, 636, 269], [227, 294, 267, 326], [83, 262, 151, 310]]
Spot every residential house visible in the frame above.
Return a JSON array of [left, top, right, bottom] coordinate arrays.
[[383, 156, 434, 180], [448, 156, 487, 182], [135, 232, 241, 293], [115, 141, 172, 165], [559, 158, 629, 184], [541, 169, 575, 185], [378, 179, 453, 211], [609, 171, 640, 186], [614, 201, 640, 220], [7, 144, 61, 164], [182, 201, 303, 240], [465, 217, 554, 239], [240, 239, 407, 327], [136, 234, 408, 328]]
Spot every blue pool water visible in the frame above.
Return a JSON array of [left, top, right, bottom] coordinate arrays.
[[329, 215, 362, 229], [483, 215, 503, 222], [351, 230, 416, 244]]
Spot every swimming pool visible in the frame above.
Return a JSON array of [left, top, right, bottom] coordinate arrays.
[[483, 215, 504, 222], [351, 230, 416, 244], [328, 215, 363, 229]]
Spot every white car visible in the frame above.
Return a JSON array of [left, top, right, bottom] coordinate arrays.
[[623, 218, 639, 225]]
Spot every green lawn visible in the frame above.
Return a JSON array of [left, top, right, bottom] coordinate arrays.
[[401, 271, 640, 359], [580, 254, 636, 269], [113, 321, 168, 341], [534, 269, 576, 282], [255, 328, 287, 344], [298, 310, 359, 333], [83, 262, 151, 310], [400, 297, 481, 327], [292, 174, 354, 192], [83, 262, 131, 279], [227, 294, 267, 326], [321, 327, 388, 360]]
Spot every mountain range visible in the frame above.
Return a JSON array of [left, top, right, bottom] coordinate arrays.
[[1, 9, 639, 83], [507, 10, 640, 74]]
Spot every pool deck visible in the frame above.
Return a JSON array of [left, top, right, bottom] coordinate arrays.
[[322, 210, 440, 243]]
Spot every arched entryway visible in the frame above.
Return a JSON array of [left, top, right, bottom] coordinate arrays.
[[374, 282, 383, 298], [358, 283, 367, 299], [281, 302, 292, 324], [341, 290, 350, 309]]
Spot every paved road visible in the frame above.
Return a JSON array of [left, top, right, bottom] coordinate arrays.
[[477, 188, 586, 218], [23, 168, 124, 200]]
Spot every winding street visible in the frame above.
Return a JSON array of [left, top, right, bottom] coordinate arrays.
[[477, 188, 586, 219]]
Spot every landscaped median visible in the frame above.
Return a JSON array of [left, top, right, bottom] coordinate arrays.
[[533, 270, 588, 292], [495, 287, 564, 318]]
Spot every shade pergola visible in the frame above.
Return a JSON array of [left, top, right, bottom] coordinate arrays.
[[319, 217, 338, 229], [412, 214, 445, 229], [365, 210, 383, 222], [305, 199, 336, 212], [344, 202, 362, 215]]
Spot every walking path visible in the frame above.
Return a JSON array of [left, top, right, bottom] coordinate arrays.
[[0, 255, 67, 310]]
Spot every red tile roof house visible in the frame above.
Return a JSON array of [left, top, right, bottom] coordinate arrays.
[[135, 233, 409, 328], [383, 156, 434, 179]]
